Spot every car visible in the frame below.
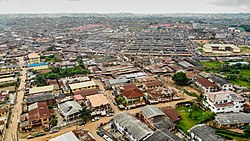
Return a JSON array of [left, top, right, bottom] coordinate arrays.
[[95, 117, 100, 120], [92, 118, 96, 122], [35, 132, 46, 137], [113, 102, 117, 106], [44, 127, 50, 132], [27, 135, 35, 139], [50, 129, 59, 134], [79, 121, 86, 126], [103, 135, 113, 141], [97, 123, 103, 128], [96, 130, 104, 137], [239, 126, 247, 130]]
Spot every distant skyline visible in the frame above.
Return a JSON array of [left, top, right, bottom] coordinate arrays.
[[0, 0, 250, 14]]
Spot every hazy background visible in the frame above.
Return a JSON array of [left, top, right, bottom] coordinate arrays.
[[0, 0, 249, 13]]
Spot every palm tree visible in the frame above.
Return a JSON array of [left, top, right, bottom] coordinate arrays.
[[49, 114, 58, 127], [77, 106, 92, 123], [34, 74, 47, 86]]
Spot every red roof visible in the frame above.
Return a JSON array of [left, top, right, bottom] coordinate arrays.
[[122, 84, 137, 90], [28, 102, 53, 122], [161, 108, 181, 122], [122, 87, 144, 99], [73, 88, 98, 97], [145, 80, 163, 87], [196, 78, 216, 88]]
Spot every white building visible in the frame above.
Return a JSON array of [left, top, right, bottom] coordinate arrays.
[[203, 91, 245, 113]]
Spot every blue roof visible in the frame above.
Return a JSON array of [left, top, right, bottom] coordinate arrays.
[[28, 62, 48, 67]]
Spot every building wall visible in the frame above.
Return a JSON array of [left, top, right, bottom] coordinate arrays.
[[203, 97, 244, 113], [71, 85, 97, 92]]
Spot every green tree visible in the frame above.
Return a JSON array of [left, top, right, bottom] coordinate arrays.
[[34, 74, 47, 86], [244, 126, 250, 137], [49, 114, 58, 127], [77, 106, 92, 122], [172, 72, 189, 85]]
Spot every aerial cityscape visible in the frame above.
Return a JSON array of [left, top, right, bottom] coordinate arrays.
[[0, 0, 250, 141]]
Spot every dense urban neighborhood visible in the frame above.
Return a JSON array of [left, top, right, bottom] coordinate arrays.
[[0, 13, 250, 141]]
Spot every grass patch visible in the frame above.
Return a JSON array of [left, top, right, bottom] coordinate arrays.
[[0, 86, 15, 91], [200, 61, 225, 69], [240, 46, 250, 54], [183, 90, 198, 98], [176, 105, 213, 133]]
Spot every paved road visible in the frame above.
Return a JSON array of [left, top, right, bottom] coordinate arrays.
[[5, 57, 26, 141]]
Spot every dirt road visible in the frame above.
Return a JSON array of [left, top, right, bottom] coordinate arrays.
[[5, 57, 26, 141]]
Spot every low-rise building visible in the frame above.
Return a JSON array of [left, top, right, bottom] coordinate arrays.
[[195, 78, 219, 93], [86, 94, 111, 114], [203, 44, 240, 53], [29, 85, 61, 95], [28, 53, 41, 64], [145, 128, 182, 141], [140, 105, 175, 130], [215, 113, 250, 128], [203, 91, 245, 113], [69, 81, 98, 92], [28, 102, 53, 127], [58, 100, 82, 122], [112, 112, 153, 141], [208, 74, 234, 91], [121, 84, 144, 104], [188, 124, 225, 141]]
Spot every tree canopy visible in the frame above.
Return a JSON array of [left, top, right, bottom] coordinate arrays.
[[172, 72, 189, 85]]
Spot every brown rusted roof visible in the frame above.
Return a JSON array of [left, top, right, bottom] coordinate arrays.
[[145, 80, 164, 87], [196, 78, 216, 88], [122, 87, 144, 99], [73, 88, 99, 97], [28, 102, 53, 122], [161, 108, 181, 122]]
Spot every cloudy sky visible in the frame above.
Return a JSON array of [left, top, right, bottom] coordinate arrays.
[[0, 0, 249, 13]]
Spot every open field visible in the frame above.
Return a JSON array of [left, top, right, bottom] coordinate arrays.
[[176, 105, 213, 133], [200, 61, 225, 69]]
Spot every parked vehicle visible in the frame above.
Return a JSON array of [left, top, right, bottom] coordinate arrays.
[[35, 132, 46, 137], [27, 135, 35, 139], [50, 129, 59, 134], [79, 121, 86, 126], [96, 130, 104, 137]]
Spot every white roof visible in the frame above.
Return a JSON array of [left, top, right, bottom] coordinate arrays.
[[29, 85, 54, 94], [0, 77, 16, 83], [58, 101, 82, 117], [49, 131, 79, 141], [69, 81, 97, 90]]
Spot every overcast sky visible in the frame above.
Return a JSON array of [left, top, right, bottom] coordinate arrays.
[[0, 0, 250, 13]]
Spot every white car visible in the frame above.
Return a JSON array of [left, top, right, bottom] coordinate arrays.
[[103, 135, 113, 141]]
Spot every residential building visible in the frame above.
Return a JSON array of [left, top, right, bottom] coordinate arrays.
[[188, 124, 225, 141], [26, 93, 55, 106], [29, 85, 61, 95], [143, 80, 164, 90], [215, 113, 250, 128], [208, 74, 234, 91], [160, 108, 181, 123], [69, 81, 98, 92], [140, 105, 175, 130], [49, 131, 80, 141], [121, 84, 144, 104], [195, 78, 219, 92], [145, 128, 182, 141], [58, 100, 82, 122], [28, 53, 41, 64], [112, 112, 153, 141], [147, 88, 175, 102], [28, 102, 53, 127], [203, 91, 245, 113], [203, 44, 240, 53], [86, 94, 111, 113]]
